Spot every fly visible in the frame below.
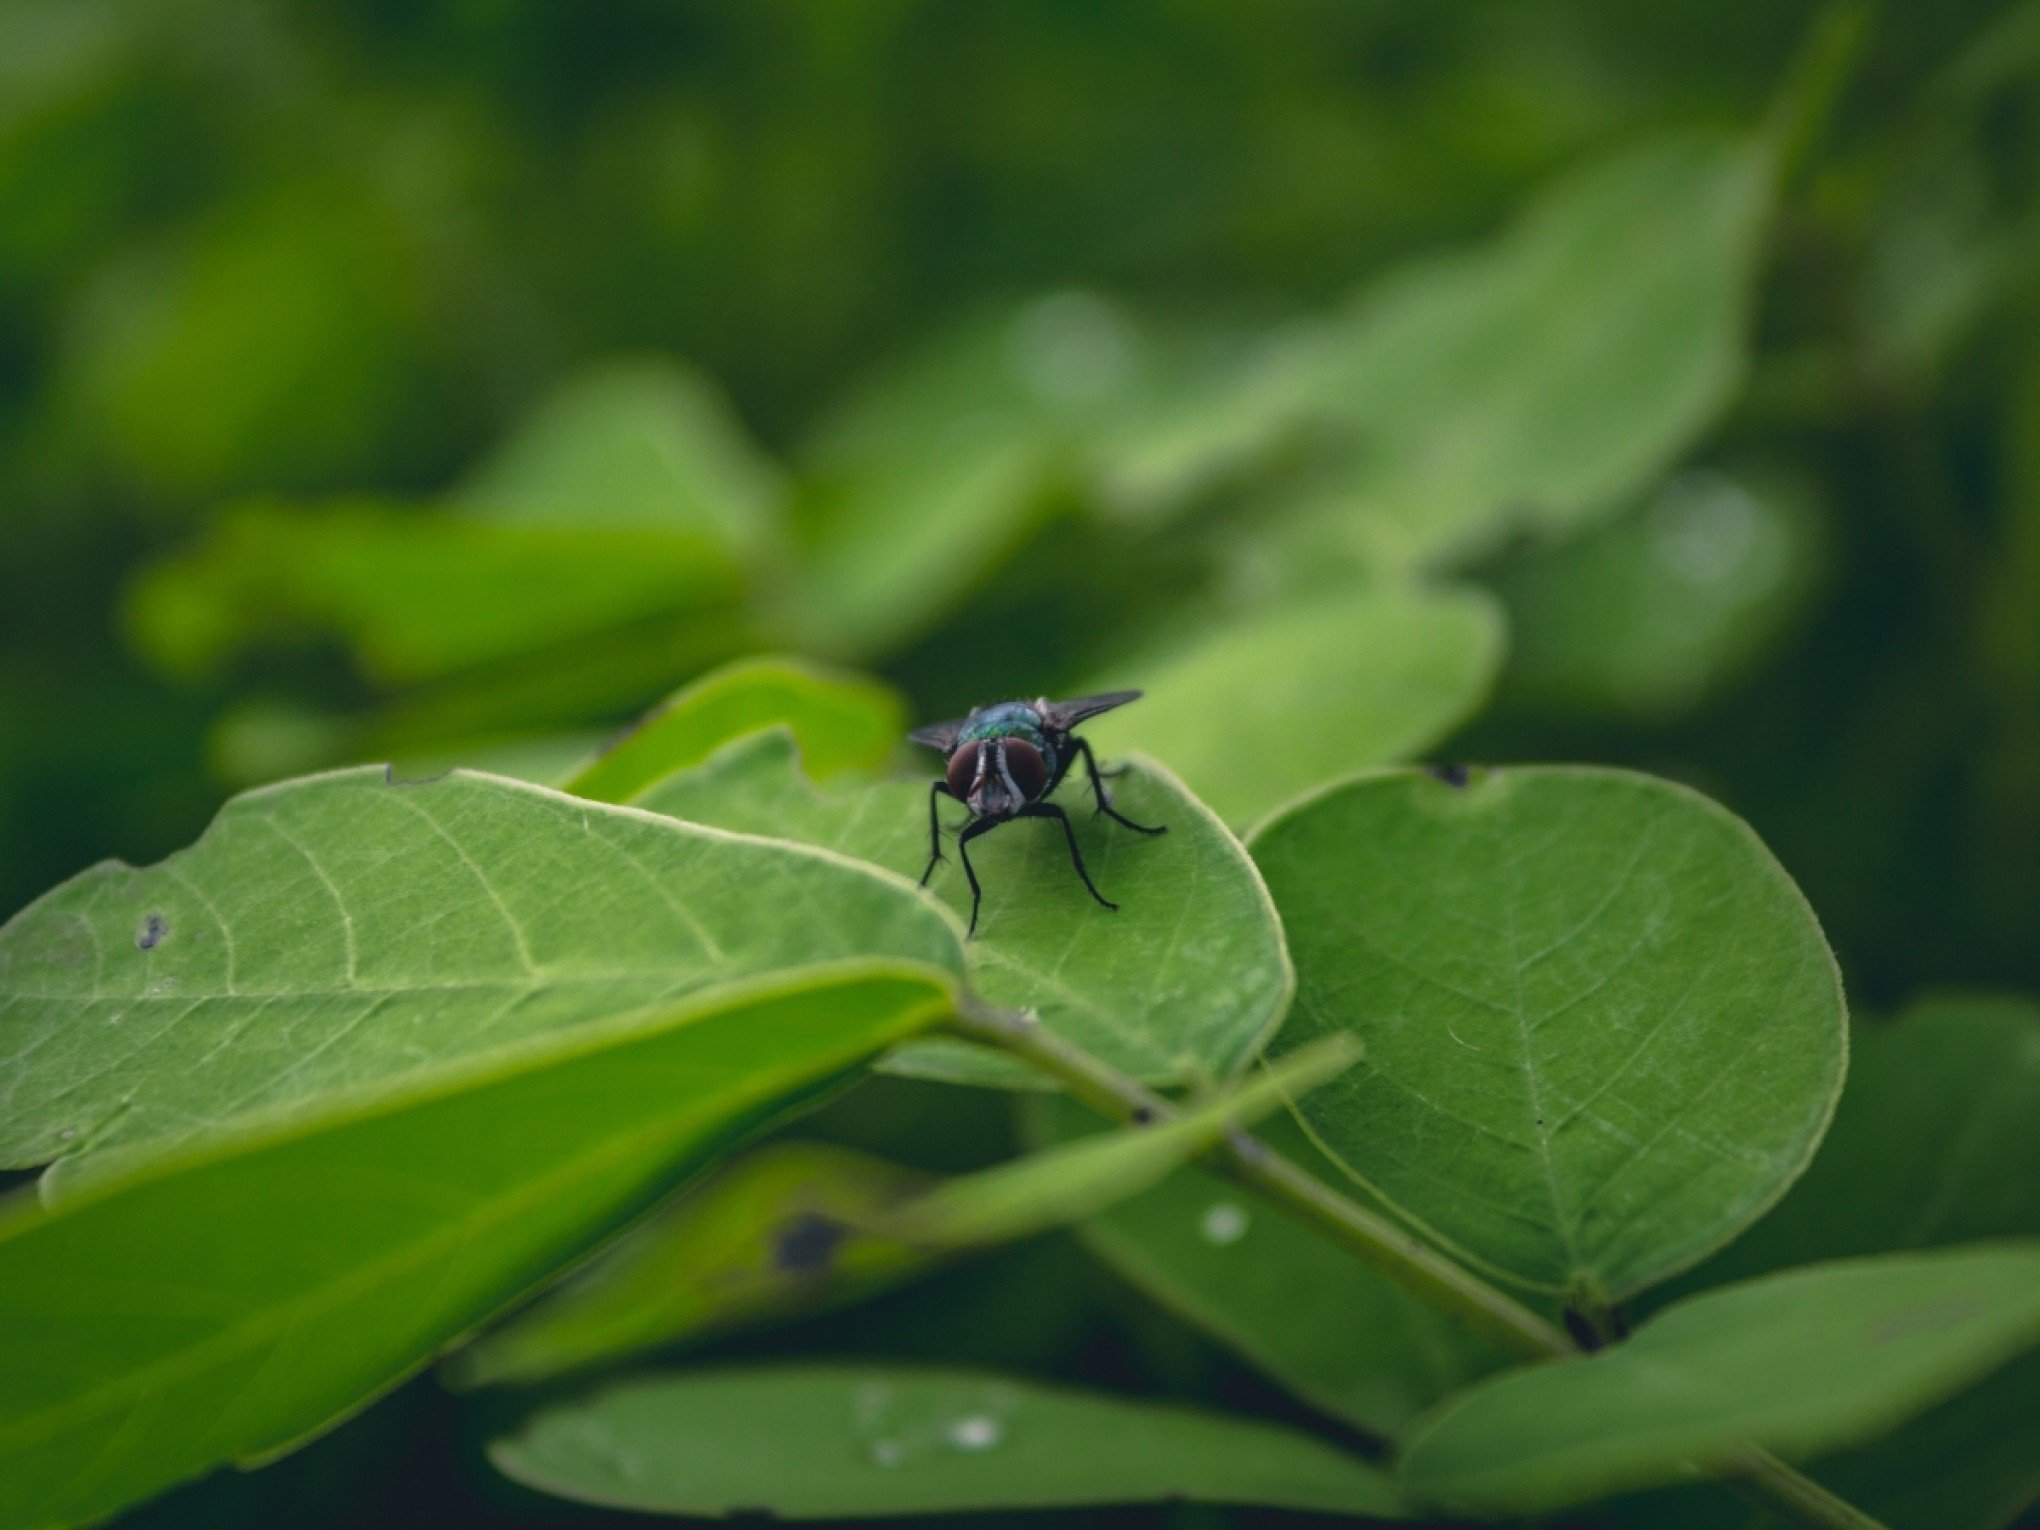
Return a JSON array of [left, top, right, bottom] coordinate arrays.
[[910, 690, 1166, 936]]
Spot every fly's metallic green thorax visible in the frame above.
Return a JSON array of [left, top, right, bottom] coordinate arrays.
[[957, 703, 1057, 777]]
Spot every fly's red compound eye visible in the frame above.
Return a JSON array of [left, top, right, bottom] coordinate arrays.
[[946, 741, 983, 798], [999, 738, 1048, 801]]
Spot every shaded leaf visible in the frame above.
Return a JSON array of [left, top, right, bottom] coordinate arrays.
[[792, 293, 1148, 658], [490, 1364, 1411, 1519], [561, 655, 906, 804], [1493, 467, 1824, 722], [1028, 1097, 1505, 1441], [882, 1034, 1358, 1247], [1082, 584, 1505, 828], [455, 357, 787, 562], [1250, 767, 1845, 1299], [1400, 1244, 2040, 1515], [0, 767, 961, 1176], [0, 965, 957, 1530], [637, 733, 1292, 1087], [127, 501, 742, 684], [459, 1038, 1357, 1390], [1291, 132, 1775, 569], [451, 1142, 933, 1389]]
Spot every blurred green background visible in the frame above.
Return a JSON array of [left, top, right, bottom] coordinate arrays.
[[1, 2, 2037, 1521]]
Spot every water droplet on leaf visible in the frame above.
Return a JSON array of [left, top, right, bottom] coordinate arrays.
[[1200, 1202, 1249, 1245]]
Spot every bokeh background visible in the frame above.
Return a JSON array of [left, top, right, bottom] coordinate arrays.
[[2, 2, 2037, 1524]]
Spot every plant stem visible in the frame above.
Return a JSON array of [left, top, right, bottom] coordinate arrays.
[[949, 1000, 1891, 1530]]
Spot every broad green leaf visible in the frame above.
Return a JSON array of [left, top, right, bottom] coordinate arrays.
[[1400, 1244, 2040, 1515], [459, 1038, 1357, 1390], [1028, 1097, 1505, 1441], [0, 964, 957, 1530], [636, 733, 1292, 1087], [127, 501, 742, 683], [1493, 468, 1824, 722], [561, 656, 906, 804], [882, 1035, 1358, 1247], [452, 1142, 934, 1389], [0, 766, 961, 1176], [1674, 994, 2040, 1292], [792, 292, 1148, 658], [1291, 132, 1775, 569], [1618, 996, 2040, 1530], [1082, 584, 1505, 828], [489, 1365, 1412, 1519], [1249, 767, 1845, 1300], [455, 357, 787, 562]]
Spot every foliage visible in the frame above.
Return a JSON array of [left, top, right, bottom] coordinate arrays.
[[3, 4, 2039, 1529]]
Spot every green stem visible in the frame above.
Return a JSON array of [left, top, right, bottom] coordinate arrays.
[[949, 1000, 1889, 1530]]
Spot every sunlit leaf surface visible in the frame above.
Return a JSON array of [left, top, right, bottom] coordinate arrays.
[[561, 655, 906, 804], [0, 767, 960, 1175], [638, 734, 1291, 1086]]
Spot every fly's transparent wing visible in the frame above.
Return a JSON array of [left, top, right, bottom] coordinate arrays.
[[908, 716, 970, 753], [1039, 690, 1142, 732]]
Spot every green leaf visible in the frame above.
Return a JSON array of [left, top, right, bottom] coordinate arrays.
[[1676, 994, 2040, 1291], [1622, 995, 2040, 1530], [1249, 767, 1845, 1300], [0, 964, 957, 1530], [0, 766, 961, 1176], [1081, 584, 1505, 828], [1493, 467, 1824, 723], [459, 1038, 1358, 1390], [127, 501, 742, 683], [560, 655, 907, 804], [1289, 131, 1775, 569], [882, 1034, 1359, 1248], [1027, 1097, 1505, 1441], [455, 357, 787, 562], [636, 733, 1292, 1087], [451, 1142, 935, 1389], [1400, 1243, 2040, 1515], [489, 1365, 1412, 1519], [791, 293, 1148, 658]]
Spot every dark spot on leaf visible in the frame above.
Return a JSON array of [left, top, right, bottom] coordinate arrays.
[[772, 1213, 847, 1276], [136, 913, 168, 950], [384, 763, 451, 787], [1426, 763, 1472, 788], [1129, 1106, 1155, 1125]]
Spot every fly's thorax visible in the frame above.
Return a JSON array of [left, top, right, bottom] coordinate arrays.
[[956, 702, 1058, 777]]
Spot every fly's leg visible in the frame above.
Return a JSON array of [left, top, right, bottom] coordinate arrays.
[[920, 780, 960, 887], [1019, 801, 1118, 912], [956, 816, 998, 936], [1073, 737, 1166, 835]]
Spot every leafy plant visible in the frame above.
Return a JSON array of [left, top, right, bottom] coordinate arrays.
[[5, 7, 2040, 1528]]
